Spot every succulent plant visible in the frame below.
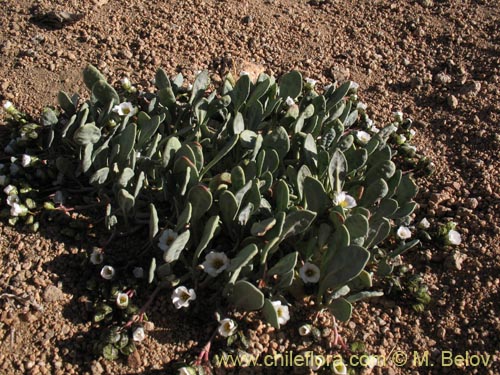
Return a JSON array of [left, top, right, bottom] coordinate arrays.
[[1, 65, 424, 347]]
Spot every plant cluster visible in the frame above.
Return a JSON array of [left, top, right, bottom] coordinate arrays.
[[0, 66, 460, 365]]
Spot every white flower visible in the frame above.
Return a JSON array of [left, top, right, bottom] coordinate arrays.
[[298, 324, 311, 336], [0, 175, 7, 186], [299, 262, 320, 283], [447, 230, 462, 245], [3, 101, 13, 111], [397, 226, 412, 240], [10, 203, 27, 217], [306, 78, 317, 86], [356, 130, 371, 144], [239, 71, 250, 76], [100, 265, 115, 280], [171, 286, 196, 309], [158, 229, 178, 251], [53, 190, 64, 205], [133, 267, 144, 278], [120, 77, 131, 89], [333, 191, 357, 209], [187, 83, 193, 91], [112, 102, 138, 117], [418, 218, 430, 229], [10, 164, 20, 176], [178, 367, 196, 375], [132, 327, 145, 342], [399, 134, 407, 143], [3, 184, 17, 195], [91, 249, 104, 265], [309, 354, 325, 371], [364, 355, 378, 369], [332, 360, 347, 374], [116, 293, 129, 309], [393, 111, 403, 122], [6, 195, 19, 207], [271, 300, 290, 326], [21, 154, 31, 167], [285, 96, 295, 106], [218, 318, 237, 337], [349, 81, 359, 91], [202, 251, 230, 277], [410, 129, 416, 137], [356, 102, 367, 111]]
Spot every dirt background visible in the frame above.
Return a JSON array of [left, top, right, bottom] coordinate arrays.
[[0, 0, 499, 374]]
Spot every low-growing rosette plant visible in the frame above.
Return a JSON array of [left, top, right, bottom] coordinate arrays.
[[1, 65, 438, 363]]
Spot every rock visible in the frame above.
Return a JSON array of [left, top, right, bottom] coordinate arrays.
[[445, 251, 467, 270], [329, 66, 350, 82], [242, 15, 253, 24], [446, 95, 458, 109], [434, 72, 452, 84], [43, 285, 64, 302], [127, 349, 142, 368], [90, 361, 104, 375], [465, 197, 479, 209], [460, 80, 481, 96]]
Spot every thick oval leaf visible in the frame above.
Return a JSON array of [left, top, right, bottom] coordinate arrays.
[[193, 215, 220, 261], [281, 210, 317, 240], [163, 230, 190, 263], [328, 298, 352, 322], [268, 251, 298, 276], [279, 71, 302, 99], [227, 244, 258, 272], [229, 280, 264, 311], [73, 123, 101, 145]]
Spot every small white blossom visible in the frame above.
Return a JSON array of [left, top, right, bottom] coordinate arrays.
[[399, 134, 407, 143], [393, 111, 403, 122], [6, 195, 19, 207], [410, 129, 416, 137], [299, 262, 320, 283], [218, 318, 237, 337], [133, 267, 144, 278], [364, 355, 378, 369], [112, 102, 138, 117], [202, 251, 230, 277], [306, 78, 317, 87], [3, 184, 17, 195], [132, 327, 145, 342], [53, 190, 64, 205], [356, 130, 371, 144], [0, 175, 7, 186], [116, 293, 129, 309], [418, 218, 430, 229], [10, 164, 20, 176], [271, 300, 290, 326], [10, 203, 27, 217], [356, 102, 367, 111], [120, 77, 131, 89], [100, 265, 115, 280], [447, 230, 462, 245], [21, 154, 31, 167], [298, 324, 311, 336], [3, 101, 13, 111], [285, 96, 295, 107], [332, 360, 347, 375], [309, 354, 325, 371], [397, 226, 412, 240], [91, 249, 104, 265], [333, 191, 357, 209], [239, 71, 250, 76], [187, 83, 193, 91], [158, 229, 178, 251], [171, 286, 196, 309]]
